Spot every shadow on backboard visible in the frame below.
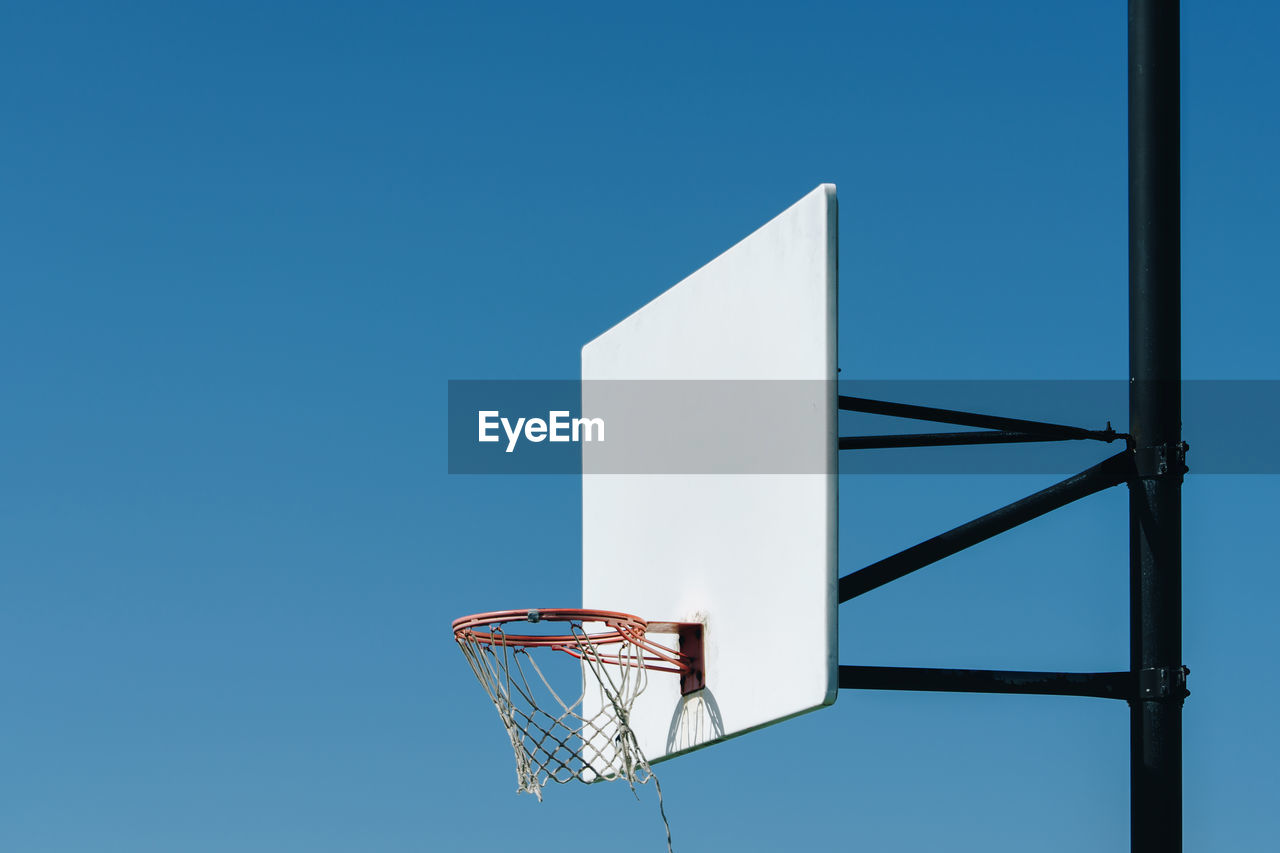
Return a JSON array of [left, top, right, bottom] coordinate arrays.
[[665, 688, 726, 755]]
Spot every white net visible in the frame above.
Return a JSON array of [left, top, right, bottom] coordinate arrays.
[[455, 612, 678, 851], [455, 619, 654, 798]]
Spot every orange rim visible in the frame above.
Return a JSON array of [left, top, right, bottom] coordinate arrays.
[[452, 608, 691, 674]]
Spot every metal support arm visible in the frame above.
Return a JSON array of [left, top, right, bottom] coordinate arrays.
[[838, 395, 1120, 443], [841, 430, 1070, 450], [839, 665, 1132, 700]]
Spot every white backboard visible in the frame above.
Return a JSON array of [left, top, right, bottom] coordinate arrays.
[[581, 184, 838, 765]]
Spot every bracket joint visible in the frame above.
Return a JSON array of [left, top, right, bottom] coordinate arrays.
[[1136, 665, 1190, 702], [1133, 441, 1189, 481]]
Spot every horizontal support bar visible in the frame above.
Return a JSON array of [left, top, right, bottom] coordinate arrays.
[[837, 395, 1119, 442], [839, 450, 1132, 601], [840, 430, 1065, 450], [839, 665, 1132, 700]]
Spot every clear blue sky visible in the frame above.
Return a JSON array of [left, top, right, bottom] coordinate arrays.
[[3, 2, 1277, 851]]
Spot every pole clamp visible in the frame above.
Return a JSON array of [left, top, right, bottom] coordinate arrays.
[[1137, 665, 1190, 701], [1133, 441, 1189, 481]]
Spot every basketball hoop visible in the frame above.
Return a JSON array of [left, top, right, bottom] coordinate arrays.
[[452, 608, 704, 798]]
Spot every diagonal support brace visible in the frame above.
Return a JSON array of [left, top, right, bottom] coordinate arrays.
[[839, 450, 1132, 602]]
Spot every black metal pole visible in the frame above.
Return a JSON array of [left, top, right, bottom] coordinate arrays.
[[1129, 2, 1183, 851]]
